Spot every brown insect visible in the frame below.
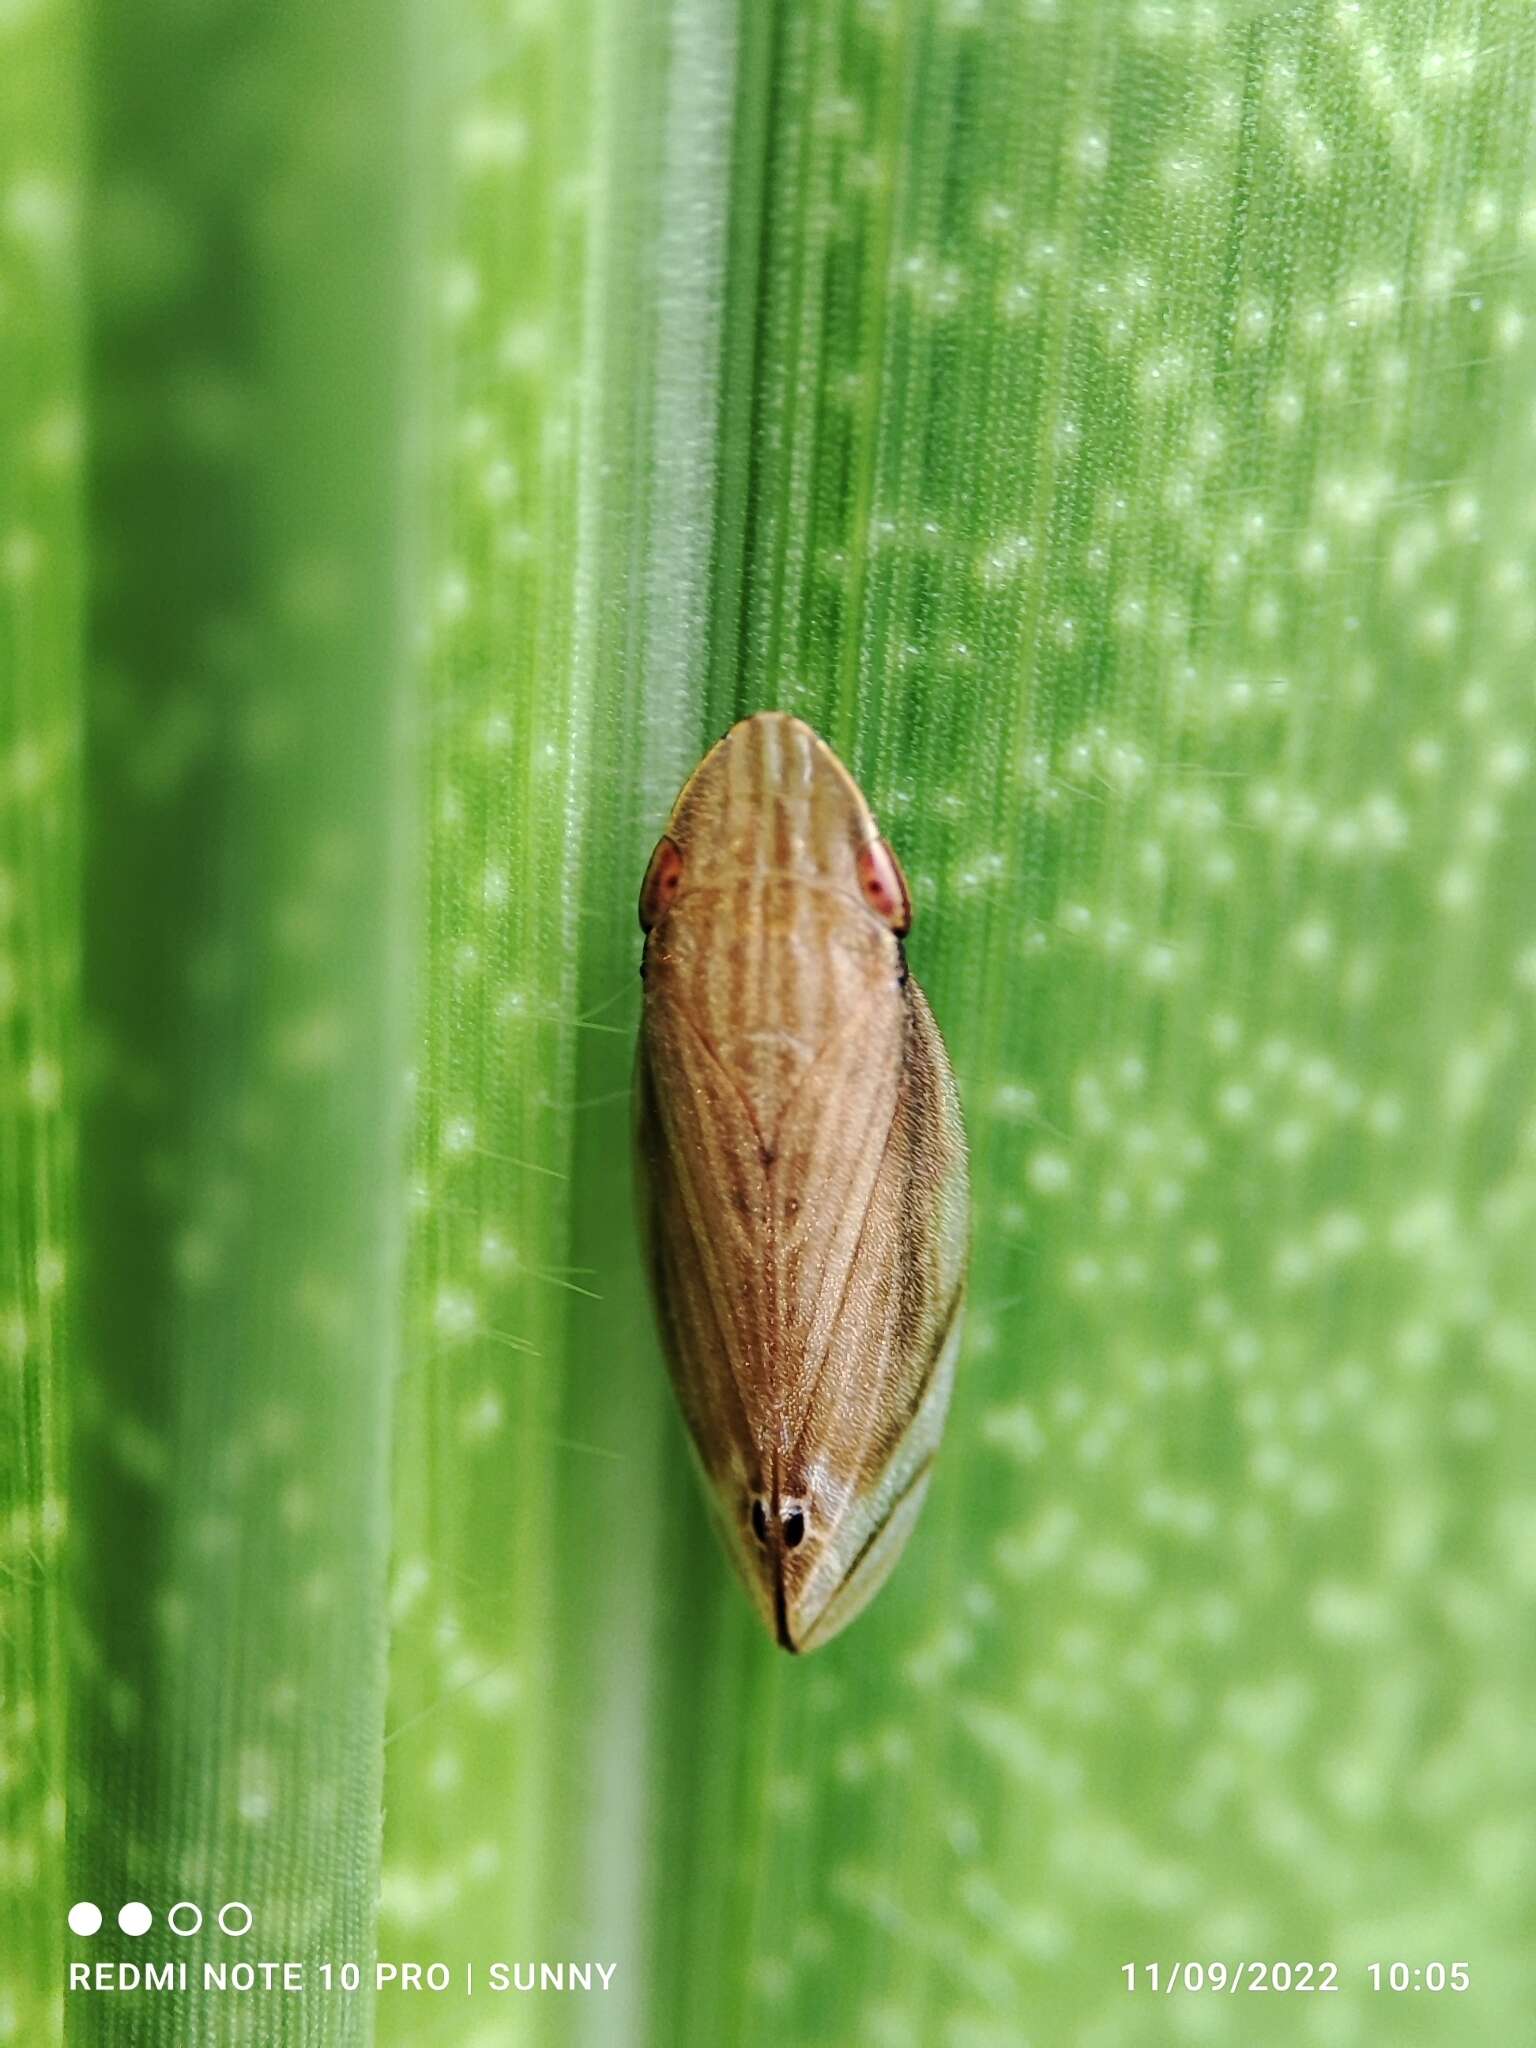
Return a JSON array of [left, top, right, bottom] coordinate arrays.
[[635, 713, 969, 1652]]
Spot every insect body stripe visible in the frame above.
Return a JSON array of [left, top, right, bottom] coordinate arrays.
[[649, 1028, 768, 1427], [827, 1450, 937, 1609], [786, 1082, 904, 1463], [640, 1049, 757, 1449]]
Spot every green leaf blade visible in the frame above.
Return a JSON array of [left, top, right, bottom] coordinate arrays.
[[66, 2, 417, 2039], [0, 0, 82, 2037]]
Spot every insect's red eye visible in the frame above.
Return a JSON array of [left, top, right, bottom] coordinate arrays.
[[856, 836, 912, 935], [639, 836, 684, 931]]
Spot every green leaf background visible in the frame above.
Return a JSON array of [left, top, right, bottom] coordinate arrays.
[[3, 0, 1535, 2044]]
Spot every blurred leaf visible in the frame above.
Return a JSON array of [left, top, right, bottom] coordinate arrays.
[[64, 0, 415, 2040], [0, 4, 80, 2040]]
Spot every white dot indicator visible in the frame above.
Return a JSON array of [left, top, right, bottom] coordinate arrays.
[[118, 1902, 153, 1937], [68, 1902, 102, 1937]]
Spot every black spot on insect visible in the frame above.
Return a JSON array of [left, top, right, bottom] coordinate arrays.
[[782, 1508, 805, 1549], [750, 1498, 769, 1544]]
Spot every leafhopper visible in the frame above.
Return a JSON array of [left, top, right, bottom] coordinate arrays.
[[635, 713, 969, 1652]]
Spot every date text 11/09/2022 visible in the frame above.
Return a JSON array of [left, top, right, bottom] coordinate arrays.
[[69, 1961, 618, 1995], [1122, 1962, 1471, 1994]]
